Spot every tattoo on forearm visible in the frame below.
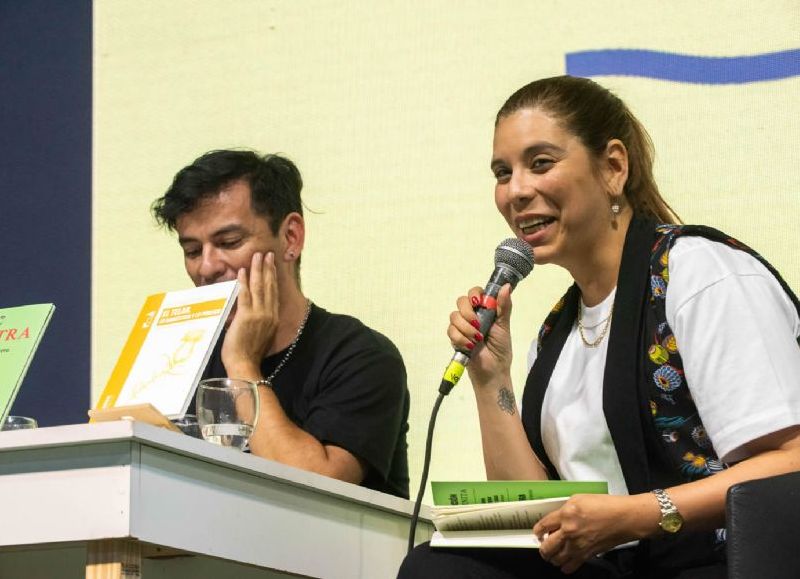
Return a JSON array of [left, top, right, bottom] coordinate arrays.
[[497, 387, 517, 416]]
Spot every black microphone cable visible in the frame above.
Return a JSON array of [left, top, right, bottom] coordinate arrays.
[[406, 389, 446, 554]]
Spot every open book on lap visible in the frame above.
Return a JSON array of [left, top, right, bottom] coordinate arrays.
[[430, 480, 607, 549]]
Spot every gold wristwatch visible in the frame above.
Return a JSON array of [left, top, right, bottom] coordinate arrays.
[[652, 488, 683, 533]]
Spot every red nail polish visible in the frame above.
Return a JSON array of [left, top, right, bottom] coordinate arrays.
[[474, 332, 483, 342], [465, 341, 474, 350], [470, 319, 480, 330], [470, 296, 479, 307]]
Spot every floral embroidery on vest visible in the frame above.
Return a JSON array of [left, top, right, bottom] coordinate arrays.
[[647, 225, 725, 480]]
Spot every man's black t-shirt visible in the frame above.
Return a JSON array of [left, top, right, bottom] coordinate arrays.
[[204, 303, 410, 498]]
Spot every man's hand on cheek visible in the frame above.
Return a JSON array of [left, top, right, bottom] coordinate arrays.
[[222, 251, 280, 378]]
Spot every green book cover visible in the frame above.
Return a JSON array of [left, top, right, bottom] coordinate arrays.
[[431, 480, 608, 506], [0, 304, 55, 424]]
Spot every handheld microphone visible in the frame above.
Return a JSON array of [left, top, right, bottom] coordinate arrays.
[[407, 238, 534, 553], [439, 238, 534, 394]]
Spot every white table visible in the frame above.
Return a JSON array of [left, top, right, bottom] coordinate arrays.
[[0, 422, 432, 578]]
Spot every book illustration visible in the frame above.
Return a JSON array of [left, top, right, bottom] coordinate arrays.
[[0, 304, 56, 424], [128, 329, 206, 399], [96, 280, 238, 418]]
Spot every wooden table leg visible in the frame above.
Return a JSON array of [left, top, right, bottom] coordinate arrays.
[[86, 539, 142, 579]]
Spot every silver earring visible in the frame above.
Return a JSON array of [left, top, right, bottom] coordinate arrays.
[[611, 202, 620, 215]]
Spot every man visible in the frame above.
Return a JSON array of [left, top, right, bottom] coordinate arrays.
[[152, 149, 410, 498]]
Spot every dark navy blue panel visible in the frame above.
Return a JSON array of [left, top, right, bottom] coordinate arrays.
[[566, 48, 800, 84], [0, 0, 92, 426]]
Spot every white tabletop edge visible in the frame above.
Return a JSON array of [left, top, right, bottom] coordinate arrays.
[[0, 421, 432, 521]]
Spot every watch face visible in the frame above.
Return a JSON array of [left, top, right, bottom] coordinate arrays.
[[661, 512, 683, 533]]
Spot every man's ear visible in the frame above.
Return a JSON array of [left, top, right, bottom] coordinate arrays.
[[603, 139, 629, 197], [280, 212, 305, 262]]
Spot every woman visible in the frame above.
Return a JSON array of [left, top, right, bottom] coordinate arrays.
[[399, 76, 800, 578]]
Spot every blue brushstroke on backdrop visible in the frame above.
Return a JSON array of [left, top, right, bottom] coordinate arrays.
[[566, 48, 800, 84]]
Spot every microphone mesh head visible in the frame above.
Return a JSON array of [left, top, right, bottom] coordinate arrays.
[[495, 238, 535, 279]]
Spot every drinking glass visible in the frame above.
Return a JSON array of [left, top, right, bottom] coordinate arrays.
[[196, 378, 259, 450], [2, 416, 38, 431]]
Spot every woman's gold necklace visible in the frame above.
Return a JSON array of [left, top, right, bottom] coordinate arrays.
[[577, 303, 614, 348]]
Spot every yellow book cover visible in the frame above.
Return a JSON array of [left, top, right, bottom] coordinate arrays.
[[96, 280, 238, 417]]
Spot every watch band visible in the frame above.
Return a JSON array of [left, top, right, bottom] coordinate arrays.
[[653, 488, 675, 511]]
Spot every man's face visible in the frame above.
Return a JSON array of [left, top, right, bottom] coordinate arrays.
[[175, 179, 280, 287]]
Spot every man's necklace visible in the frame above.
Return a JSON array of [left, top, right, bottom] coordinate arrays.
[[577, 303, 614, 348], [262, 299, 313, 387]]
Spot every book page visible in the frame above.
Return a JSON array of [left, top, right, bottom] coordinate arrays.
[[432, 497, 568, 532], [431, 529, 542, 549]]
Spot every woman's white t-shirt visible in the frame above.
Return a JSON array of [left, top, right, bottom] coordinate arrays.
[[527, 237, 800, 496]]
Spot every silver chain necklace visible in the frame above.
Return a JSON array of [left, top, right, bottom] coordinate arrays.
[[263, 299, 312, 386]]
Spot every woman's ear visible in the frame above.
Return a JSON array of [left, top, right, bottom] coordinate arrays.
[[604, 139, 629, 197]]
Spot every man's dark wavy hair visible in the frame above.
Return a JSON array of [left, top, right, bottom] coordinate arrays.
[[152, 149, 304, 234]]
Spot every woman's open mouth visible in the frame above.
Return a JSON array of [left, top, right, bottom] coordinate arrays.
[[519, 216, 556, 236]]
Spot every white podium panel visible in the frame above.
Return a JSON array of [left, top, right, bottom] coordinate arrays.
[[0, 422, 432, 578]]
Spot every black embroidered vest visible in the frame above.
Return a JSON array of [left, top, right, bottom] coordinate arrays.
[[521, 218, 800, 569]]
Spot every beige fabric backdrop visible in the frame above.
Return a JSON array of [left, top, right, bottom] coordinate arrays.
[[94, 0, 800, 501]]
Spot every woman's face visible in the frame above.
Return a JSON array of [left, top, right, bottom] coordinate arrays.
[[492, 108, 615, 269]]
